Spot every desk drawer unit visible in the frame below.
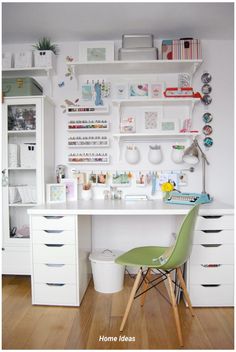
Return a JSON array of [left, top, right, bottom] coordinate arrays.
[[32, 215, 75, 231], [187, 214, 234, 307], [34, 283, 77, 306]]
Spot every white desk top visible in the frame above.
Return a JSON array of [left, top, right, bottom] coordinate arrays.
[[28, 199, 234, 216]]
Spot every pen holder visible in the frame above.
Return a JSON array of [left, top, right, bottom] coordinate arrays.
[[148, 145, 162, 164], [171, 145, 185, 164], [125, 145, 140, 164]]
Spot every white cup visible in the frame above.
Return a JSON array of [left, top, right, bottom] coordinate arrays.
[[171, 145, 185, 164], [148, 145, 162, 164], [125, 145, 140, 164]]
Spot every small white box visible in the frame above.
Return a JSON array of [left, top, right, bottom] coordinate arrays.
[[2, 52, 12, 69], [8, 144, 19, 168], [20, 143, 36, 168], [34, 50, 55, 68], [18, 185, 37, 203], [8, 186, 21, 204], [14, 51, 32, 68]]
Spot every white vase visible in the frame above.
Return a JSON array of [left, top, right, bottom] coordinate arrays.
[[125, 146, 140, 164], [148, 145, 162, 164], [81, 189, 92, 200], [171, 145, 185, 164]]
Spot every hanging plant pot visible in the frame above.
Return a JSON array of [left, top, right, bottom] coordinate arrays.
[[34, 50, 55, 68]]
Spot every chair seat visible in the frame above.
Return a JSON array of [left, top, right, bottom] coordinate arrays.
[[115, 246, 168, 267]]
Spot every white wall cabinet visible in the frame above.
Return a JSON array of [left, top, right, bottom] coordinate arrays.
[[187, 214, 234, 306], [2, 96, 55, 274]]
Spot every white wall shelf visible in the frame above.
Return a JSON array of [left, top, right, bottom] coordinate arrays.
[[9, 203, 37, 207], [8, 167, 36, 170], [67, 105, 109, 114], [8, 130, 36, 135], [113, 132, 200, 140], [67, 59, 203, 76], [112, 97, 201, 108]]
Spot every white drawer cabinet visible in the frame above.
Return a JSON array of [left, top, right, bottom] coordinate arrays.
[[30, 214, 92, 306], [187, 213, 234, 307]]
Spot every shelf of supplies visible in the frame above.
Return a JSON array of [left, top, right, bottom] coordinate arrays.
[[67, 59, 203, 76], [113, 132, 200, 141], [112, 97, 201, 107], [8, 130, 36, 135], [67, 105, 109, 114], [8, 167, 36, 170], [9, 203, 37, 207], [2, 67, 53, 77]]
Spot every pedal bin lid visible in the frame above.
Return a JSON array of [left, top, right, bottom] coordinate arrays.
[[89, 249, 123, 264]]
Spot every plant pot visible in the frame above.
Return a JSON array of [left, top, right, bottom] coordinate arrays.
[[81, 189, 93, 201], [171, 145, 185, 164], [34, 50, 55, 68], [148, 145, 162, 164]]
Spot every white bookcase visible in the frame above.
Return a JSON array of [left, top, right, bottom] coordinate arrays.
[[2, 96, 55, 274]]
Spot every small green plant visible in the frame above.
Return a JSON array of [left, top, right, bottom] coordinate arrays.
[[33, 37, 59, 55]]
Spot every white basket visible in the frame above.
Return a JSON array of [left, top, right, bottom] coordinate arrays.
[[2, 52, 12, 69], [34, 50, 55, 68], [20, 143, 36, 168], [14, 51, 32, 68], [8, 144, 19, 168], [8, 187, 21, 204]]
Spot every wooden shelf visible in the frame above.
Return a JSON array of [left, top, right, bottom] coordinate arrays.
[[67, 59, 203, 76]]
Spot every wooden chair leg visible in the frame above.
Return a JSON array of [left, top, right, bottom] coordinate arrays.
[[176, 267, 194, 317], [120, 268, 142, 332], [167, 273, 184, 347], [140, 269, 152, 307]]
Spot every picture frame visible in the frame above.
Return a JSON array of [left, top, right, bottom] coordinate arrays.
[[114, 83, 128, 99], [79, 41, 114, 63], [144, 107, 163, 131], [160, 118, 179, 133], [128, 83, 149, 98], [61, 178, 78, 201], [46, 184, 66, 203], [150, 83, 163, 98], [97, 173, 107, 185]]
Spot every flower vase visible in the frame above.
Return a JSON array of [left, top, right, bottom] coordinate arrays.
[[163, 191, 170, 201]]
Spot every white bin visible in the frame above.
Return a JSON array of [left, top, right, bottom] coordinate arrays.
[[89, 249, 125, 293]]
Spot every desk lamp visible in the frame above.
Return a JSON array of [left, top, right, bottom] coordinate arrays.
[[183, 138, 211, 200]]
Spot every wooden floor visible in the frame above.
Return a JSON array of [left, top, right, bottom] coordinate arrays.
[[2, 275, 234, 350]]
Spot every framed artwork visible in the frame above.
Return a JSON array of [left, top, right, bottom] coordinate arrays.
[[47, 184, 66, 203], [144, 107, 162, 130], [114, 83, 128, 99], [79, 41, 114, 63], [150, 83, 163, 98], [128, 83, 149, 98], [160, 118, 179, 133], [61, 178, 78, 201]]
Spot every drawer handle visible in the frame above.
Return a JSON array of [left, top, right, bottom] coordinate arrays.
[[44, 244, 64, 247], [44, 230, 63, 234], [46, 283, 65, 287], [44, 216, 64, 220], [201, 284, 221, 287], [202, 216, 222, 219], [201, 264, 221, 268], [202, 230, 222, 233], [45, 264, 65, 267], [201, 244, 222, 248]]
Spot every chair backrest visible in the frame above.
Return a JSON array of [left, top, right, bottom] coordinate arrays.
[[160, 205, 200, 270]]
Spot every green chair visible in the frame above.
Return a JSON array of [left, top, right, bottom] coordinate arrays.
[[115, 205, 199, 347]]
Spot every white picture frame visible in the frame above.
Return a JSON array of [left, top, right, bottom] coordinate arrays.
[[128, 83, 149, 99], [61, 178, 78, 201], [144, 107, 163, 131], [79, 41, 114, 63], [160, 118, 179, 133], [46, 184, 66, 203], [114, 83, 128, 99]]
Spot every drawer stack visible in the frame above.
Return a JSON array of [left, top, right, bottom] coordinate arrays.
[[187, 214, 234, 306], [31, 215, 79, 306]]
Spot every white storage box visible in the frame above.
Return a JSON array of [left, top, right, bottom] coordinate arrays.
[[2, 52, 12, 69], [8, 186, 21, 204], [34, 50, 55, 68], [122, 34, 154, 48], [89, 249, 125, 293], [20, 143, 36, 168], [18, 185, 37, 203], [8, 144, 19, 168], [14, 51, 32, 68], [118, 47, 158, 61]]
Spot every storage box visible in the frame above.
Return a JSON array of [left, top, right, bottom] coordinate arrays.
[[162, 40, 173, 60], [8, 144, 20, 167], [2, 77, 43, 97], [118, 47, 158, 61], [2, 52, 12, 69], [20, 143, 36, 168], [122, 34, 154, 48], [14, 51, 32, 68], [34, 50, 55, 68]]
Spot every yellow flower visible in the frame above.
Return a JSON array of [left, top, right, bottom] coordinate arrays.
[[161, 182, 174, 192]]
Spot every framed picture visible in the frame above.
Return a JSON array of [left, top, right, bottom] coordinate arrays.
[[150, 83, 163, 98], [81, 84, 93, 101], [47, 184, 66, 203], [79, 41, 114, 63], [128, 83, 149, 98], [144, 107, 162, 130], [160, 118, 179, 133], [61, 178, 78, 201], [114, 83, 128, 99], [97, 173, 107, 185]]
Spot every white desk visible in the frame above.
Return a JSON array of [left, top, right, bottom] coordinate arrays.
[[28, 200, 234, 307]]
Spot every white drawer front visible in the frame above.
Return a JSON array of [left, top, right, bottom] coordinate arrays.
[[189, 284, 234, 307], [33, 263, 77, 284], [193, 230, 234, 245], [32, 230, 75, 244], [33, 283, 77, 306], [189, 264, 234, 285], [31, 215, 75, 231], [33, 244, 76, 264], [196, 215, 234, 230], [190, 244, 234, 265]]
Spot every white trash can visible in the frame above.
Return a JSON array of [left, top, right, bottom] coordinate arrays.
[[89, 249, 125, 293]]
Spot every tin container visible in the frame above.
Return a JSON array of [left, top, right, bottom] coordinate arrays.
[[122, 34, 154, 48], [118, 48, 158, 61]]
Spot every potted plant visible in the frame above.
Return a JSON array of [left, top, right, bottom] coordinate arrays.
[[33, 37, 58, 68]]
